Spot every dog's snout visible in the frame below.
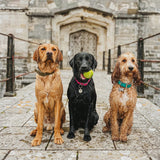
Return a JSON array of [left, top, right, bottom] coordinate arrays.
[[81, 63, 88, 71], [128, 66, 134, 71], [81, 66, 88, 70], [47, 52, 53, 57]]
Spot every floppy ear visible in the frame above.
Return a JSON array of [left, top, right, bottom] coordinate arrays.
[[111, 62, 120, 84], [69, 56, 74, 68], [134, 64, 141, 85], [33, 48, 39, 62], [91, 55, 97, 70], [56, 49, 63, 63]]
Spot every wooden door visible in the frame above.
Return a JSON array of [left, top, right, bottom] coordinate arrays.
[[69, 30, 97, 57]]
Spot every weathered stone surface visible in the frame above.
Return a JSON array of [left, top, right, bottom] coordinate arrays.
[[78, 150, 149, 160], [0, 150, 9, 160], [0, 69, 160, 159], [47, 122, 115, 151], [136, 99, 160, 131], [114, 127, 160, 150], [0, 127, 51, 150], [147, 149, 160, 160], [6, 150, 77, 160]]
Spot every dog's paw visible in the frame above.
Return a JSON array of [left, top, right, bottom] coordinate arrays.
[[60, 128, 64, 135], [112, 134, 119, 141], [31, 137, 41, 146], [120, 135, 127, 142], [102, 126, 110, 133], [83, 134, 91, 142], [127, 129, 132, 135], [30, 129, 37, 137], [54, 134, 64, 145], [67, 132, 75, 139]]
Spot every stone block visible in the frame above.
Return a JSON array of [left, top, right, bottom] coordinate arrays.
[[147, 149, 160, 160], [47, 121, 115, 151], [78, 150, 149, 160], [6, 150, 77, 160], [0, 127, 51, 150], [0, 150, 9, 160]]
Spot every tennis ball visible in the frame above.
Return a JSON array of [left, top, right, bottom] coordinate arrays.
[[83, 70, 94, 79]]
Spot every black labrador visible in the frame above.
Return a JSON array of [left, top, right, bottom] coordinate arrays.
[[67, 52, 99, 141]]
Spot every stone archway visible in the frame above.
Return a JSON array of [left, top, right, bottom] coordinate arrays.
[[69, 30, 97, 57], [52, 7, 115, 69]]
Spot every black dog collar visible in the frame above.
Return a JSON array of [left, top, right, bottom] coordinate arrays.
[[35, 67, 54, 76]]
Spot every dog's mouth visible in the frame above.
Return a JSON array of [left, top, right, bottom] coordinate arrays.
[[80, 73, 86, 80], [45, 57, 54, 63]]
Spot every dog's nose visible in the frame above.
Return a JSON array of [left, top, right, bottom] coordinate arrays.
[[128, 66, 134, 71], [47, 52, 52, 57], [81, 65, 88, 71]]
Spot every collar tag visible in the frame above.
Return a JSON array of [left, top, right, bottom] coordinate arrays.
[[119, 87, 124, 92]]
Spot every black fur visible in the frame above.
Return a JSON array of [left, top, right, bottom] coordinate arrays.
[[67, 52, 99, 141]]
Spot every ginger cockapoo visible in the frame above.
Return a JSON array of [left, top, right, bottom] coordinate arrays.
[[103, 52, 141, 142]]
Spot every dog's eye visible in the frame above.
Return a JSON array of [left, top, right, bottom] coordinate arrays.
[[122, 59, 126, 62], [41, 47, 46, 51], [85, 56, 89, 61], [52, 48, 56, 51], [132, 59, 135, 62], [79, 57, 83, 61]]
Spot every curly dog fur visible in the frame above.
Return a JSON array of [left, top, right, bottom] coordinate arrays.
[[102, 52, 141, 142]]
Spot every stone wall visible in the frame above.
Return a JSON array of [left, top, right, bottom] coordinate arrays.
[[141, 15, 160, 104], [0, 0, 159, 105]]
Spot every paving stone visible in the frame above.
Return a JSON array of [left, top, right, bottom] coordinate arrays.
[[3, 101, 34, 115], [147, 149, 160, 160], [0, 150, 9, 160], [136, 99, 160, 131], [0, 70, 160, 159], [6, 150, 77, 160], [0, 127, 51, 150], [47, 120, 115, 151], [0, 112, 32, 127], [24, 116, 36, 127], [114, 127, 160, 150], [78, 150, 149, 160], [133, 111, 151, 128], [0, 127, 4, 132]]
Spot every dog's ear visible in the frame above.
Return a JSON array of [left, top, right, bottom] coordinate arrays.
[[69, 57, 74, 68], [33, 48, 39, 62], [91, 54, 97, 70], [56, 49, 63, 63], [134, 64, 141, 85], [111, 61, 120, 84]]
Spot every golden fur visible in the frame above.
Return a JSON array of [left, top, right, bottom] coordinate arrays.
[[102, 52, 141, 142], [30, 44, 65, 146]]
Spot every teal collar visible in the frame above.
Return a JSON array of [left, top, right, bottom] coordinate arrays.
[[118, 80, 132, 88]]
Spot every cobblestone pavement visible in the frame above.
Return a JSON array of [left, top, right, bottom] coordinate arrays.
[[0, 70, 160, 160]]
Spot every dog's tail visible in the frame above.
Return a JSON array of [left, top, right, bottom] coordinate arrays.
[[102, 109, 111, 133]]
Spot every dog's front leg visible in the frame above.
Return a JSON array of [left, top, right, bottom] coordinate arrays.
[[54, 99, 64, 145], [31, 102, 44, 146], [110, 108, 119, 141], [120, 109, 133, 142], [67, 101, 75, 139], [83, 105, 92, 142]]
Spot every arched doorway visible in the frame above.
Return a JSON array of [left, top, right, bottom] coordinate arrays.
[[53, 7, 115, 69], [69, 30, 97, 57]]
